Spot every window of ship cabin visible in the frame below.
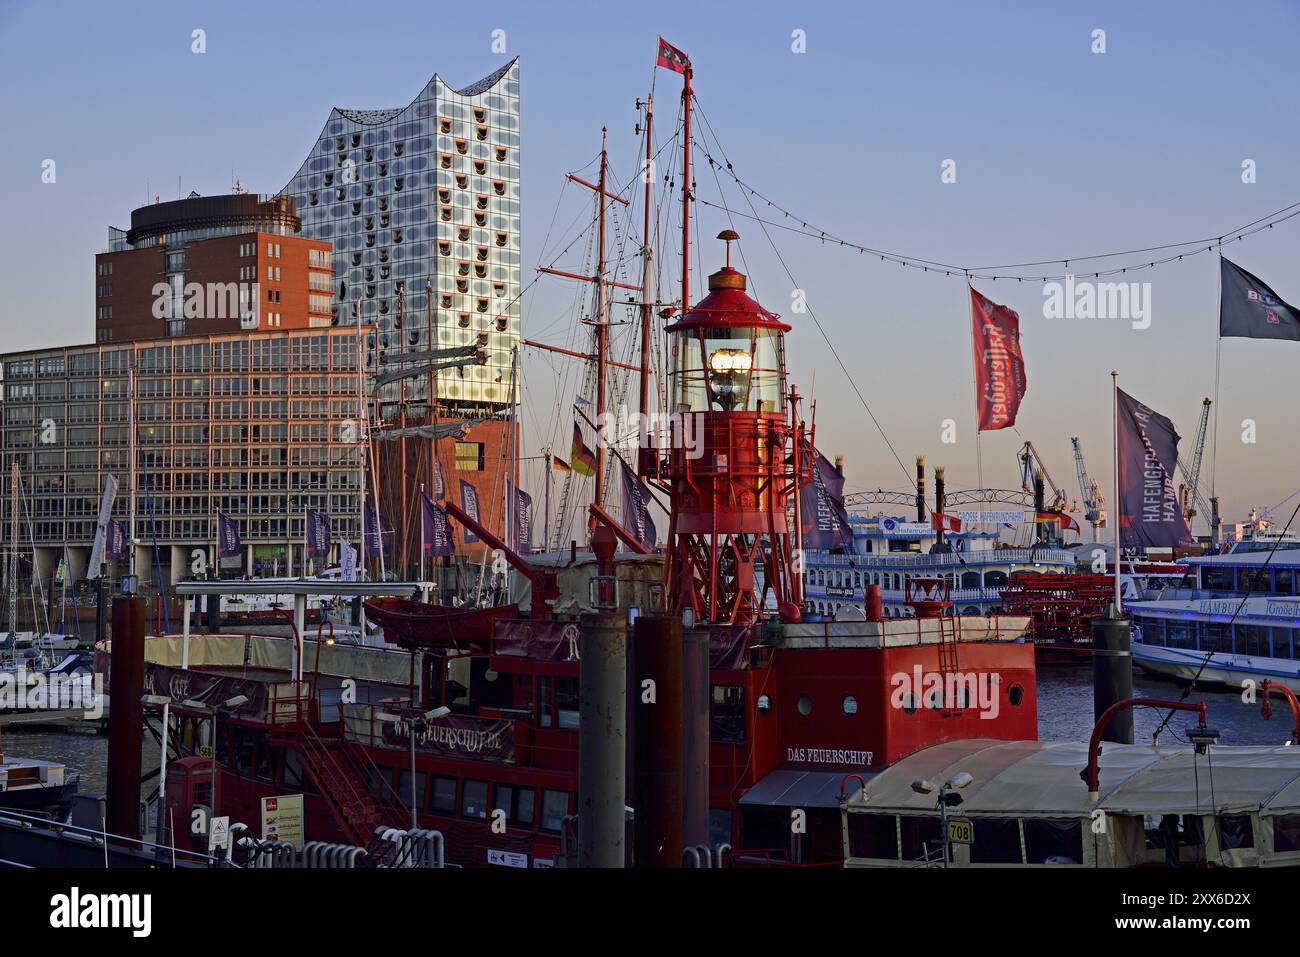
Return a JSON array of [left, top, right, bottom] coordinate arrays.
[[281, 748, 318, 794], [709, 808, 733, 848], [556, 677, 580, 730], [398, 769, 428, 812], [233, 727, 257, 777], [970, 818, 1023, 864], [710, 685, 745, 743], [370, 767, 400, 807], [462, 779, 490, 819], [1271, 815, 1300, 853], [1273, 627, 1296, 660], [540, 789, 570, 833], [494, 784, 536, 828], [1165, 620, 1195, 649], [899, 816, 947, 864], [1200, 621, 1233, 655], [431, 776, 457, 814], [1200, 566, 1235, 592], [1023, 818, 1083, 864], [1237, 623, 1269, 657], [537, 676, 553, 728], [847, 814, 898, 861], [1218, 814, 1255, 850], [1276, 569, 1295, 595], [1241, 568, 1274, 593]]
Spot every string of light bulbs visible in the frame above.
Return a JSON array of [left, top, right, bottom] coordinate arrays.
[[693, 136, 1300, 284]]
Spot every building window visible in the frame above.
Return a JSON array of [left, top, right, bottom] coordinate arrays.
[[461, 779, 489, 820], [540, 790, 569, 833], [455, 441, 484, 471]]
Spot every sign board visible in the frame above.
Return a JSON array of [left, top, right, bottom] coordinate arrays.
[[208, 815, 230, 851], [260, 794, 305, 851], [878, 518, 930, 537], [487, 848, 528, 869], [952, 510, 1028, 526], [947, 818, 974, 846]]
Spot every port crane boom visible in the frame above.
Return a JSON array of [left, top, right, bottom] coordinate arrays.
[[1070, 437, 1107, 544], [1176, 397, 1212, 532], [1018, 442, 1069, 511]]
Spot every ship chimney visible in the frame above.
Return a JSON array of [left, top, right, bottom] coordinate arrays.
[[915, 456, 926, 523], [1034, 470, 1047, 544], [934, 466, 947, 550], [834, 455, 844, 476]]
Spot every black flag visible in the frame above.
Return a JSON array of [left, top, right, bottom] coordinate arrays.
[[1219, 258, 1300, 341], [1116, 388, 1193, 549], [799, 445, 853, 551]]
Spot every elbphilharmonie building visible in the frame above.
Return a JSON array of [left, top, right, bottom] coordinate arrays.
[[278, 58, 521, 413]]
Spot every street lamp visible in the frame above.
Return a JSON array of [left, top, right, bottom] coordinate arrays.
[[141, 693, 171, 844], [377, 706, 451, 828], [911, 771, 973, 868]]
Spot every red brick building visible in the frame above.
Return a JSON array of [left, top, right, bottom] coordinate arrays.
[[95, 192, 333, 342]]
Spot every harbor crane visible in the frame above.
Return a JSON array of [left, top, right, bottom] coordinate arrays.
[[1176, 397, 1212, 532], [1018, 441, 1069, 511], [1070, 437, 1107, 543]]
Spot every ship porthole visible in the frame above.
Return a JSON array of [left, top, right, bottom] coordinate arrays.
[[1008, 684, 1024, 707], [797, 694, 812, 716], [842, 695, 858, 716]]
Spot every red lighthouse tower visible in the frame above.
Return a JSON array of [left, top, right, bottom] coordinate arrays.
[[660, 231, 808, 625]]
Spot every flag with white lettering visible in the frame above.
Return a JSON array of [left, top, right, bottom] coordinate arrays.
[[1219, 257, 1300, 341], [620, 461, 657, 551], [799, 445, 852, 550], [970, 286, 1028, 431], [217, 511, 241, 558], [340, 538, 357, 581], [507, 482, 532, 553], [1116, 388, 1193, 548], [460, 479, 481, 544], [434, 456, 446, 501], [363, 502, 391, 558], [421, 492, 453, 557], [305, 508, 332, 559], [106, 519, 127, 561]]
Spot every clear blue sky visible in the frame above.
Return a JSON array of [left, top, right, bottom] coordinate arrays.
[[2, 0, 1297, 530]]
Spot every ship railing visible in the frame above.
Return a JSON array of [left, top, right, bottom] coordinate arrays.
[[800, 548, 1076, 569], [0, 805, 214, 867], [267, 679, 312, 725]]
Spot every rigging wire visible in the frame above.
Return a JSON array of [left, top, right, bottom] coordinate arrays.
[[692, 96, 917, 488]]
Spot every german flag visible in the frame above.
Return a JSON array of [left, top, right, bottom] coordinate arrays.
[[553, 456, 572, 473], [572, 422, 597, 477]]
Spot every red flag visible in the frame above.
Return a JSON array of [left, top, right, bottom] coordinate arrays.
[[1036, 510, 1079, 533], [970, 286, 1027, 431], [931, 513, 962, 533], [656, 37, 690, 74]]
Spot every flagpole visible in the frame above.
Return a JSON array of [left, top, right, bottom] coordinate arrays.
[[1210, 243, 1223, 533], [1111, 370, 1122, 613], [419, 482, 427, 585]]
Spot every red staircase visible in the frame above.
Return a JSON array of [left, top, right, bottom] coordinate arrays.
[[294, 722, 405, 861]]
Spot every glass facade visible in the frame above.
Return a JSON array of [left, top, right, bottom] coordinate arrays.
[[278, 59, 521, 416], [0, 330, 366, 556]]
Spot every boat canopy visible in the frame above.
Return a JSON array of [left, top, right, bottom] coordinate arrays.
[[844, 737, 1300, 867]]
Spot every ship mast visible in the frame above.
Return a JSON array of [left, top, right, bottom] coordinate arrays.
[[639, 94, 654, 426], [7, 461, 17, 635], [681, 64, 692, 312]]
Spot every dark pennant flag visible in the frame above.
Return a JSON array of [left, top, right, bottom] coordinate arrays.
[[106, 519, 127, 561], [217, 511, 241, 558], [508, 482, 532, 553], [460, 479, 481, 544], [1219, 257, 1300, 341], [421, 493, 453, 557], [799, 445, 853, 550], [305, 508, 332, 559], [620, 461, 657, 551], [363, 502, 391, 558], [1116, 388, 1193, 549]]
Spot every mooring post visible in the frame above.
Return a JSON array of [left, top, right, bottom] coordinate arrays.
[[105, 595, 146, 843], [577, 611, 627, 867], [1092, 607, 1134, 744], [633, 614, 684, 867]]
